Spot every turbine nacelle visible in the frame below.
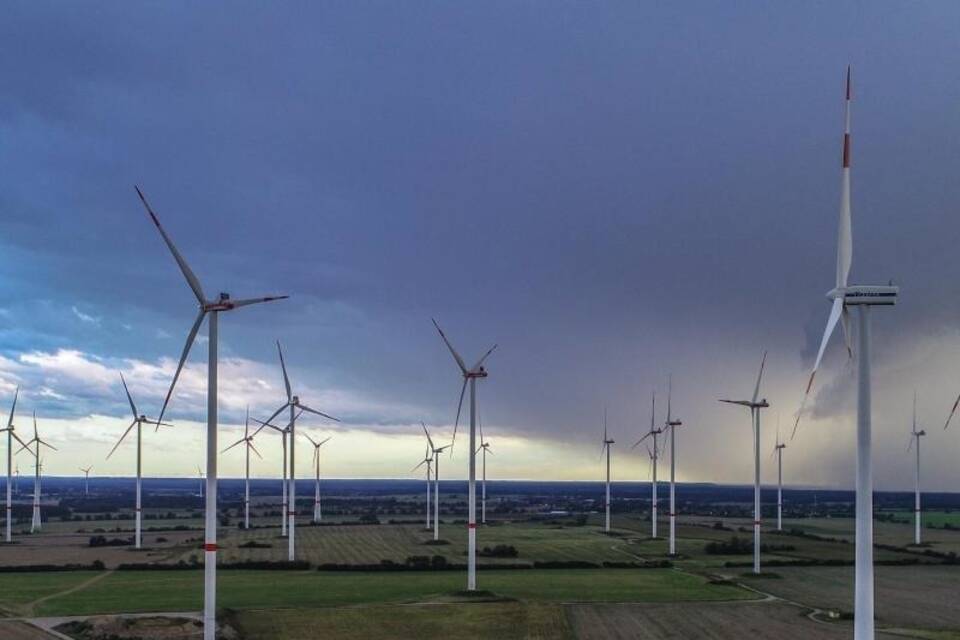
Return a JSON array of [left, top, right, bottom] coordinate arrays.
[[830, 284, 899, 306]]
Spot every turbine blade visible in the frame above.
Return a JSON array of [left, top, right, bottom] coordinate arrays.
[[631, 432, 652, 449], [667, 375, 673, 423], [248, 441, 263, 459], [157, 309, 206, 425], [297, 403, 339, 422], [411, 459, 427, 472], [11, 432, 31, 452], [432, 318, 468, 374], [276, 341, 292, 402], [245, 406, 250, 439], [39, 439, 58, 452], [471, 344, 498, 372], [421, 422, 435, 450], [650, 392, 655, 430], [318, 436, 332, 447], [221, 438, 246, 454], [262, 403, 291, 429], [119, 372, 138, 419], [945, 393, 960, 430], [136, 185, 206, 304], [230, 296, 289, 309], [837, 66, 853, 290], [793, 297, 844, 439], [303, 432, 318, 448], [107, 420, 138, 460], [6, 386, 18, 429], [907, 434, 914, 452], [751, 350, 767, 405], [450, 378, 467, 452]]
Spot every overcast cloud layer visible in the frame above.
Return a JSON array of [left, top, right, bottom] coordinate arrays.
[[3, 2, 960, 490]]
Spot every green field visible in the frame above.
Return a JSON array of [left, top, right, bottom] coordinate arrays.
[[0, 568, 750, 617]]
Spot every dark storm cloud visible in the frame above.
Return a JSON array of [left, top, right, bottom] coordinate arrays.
[[3, 1, 960, 486]]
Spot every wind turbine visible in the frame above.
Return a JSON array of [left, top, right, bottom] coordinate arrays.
[[772, 418, 786, 531], [600, 409, 614, 533], [412, 445, 433, 530], [908, 392, 925, 546], [422, 423, 451, 541], [719, 350, 768, 575], [1, 388, 31, 542], [251, 411, 301, 534], [260, 341, 338, 560], [792, 69, 898, 640], [431, 319, 496, 591], [79, 467, 93, 497], [107, 372, 170, 549], [303, 432, 332, 524], [476, 399, 493, 525], [17, 413, 56, 533], [222, 407, 263, 529], [665, 378, 683, 556], [633, 392, 663, 539], [136, 186, 288, 640]]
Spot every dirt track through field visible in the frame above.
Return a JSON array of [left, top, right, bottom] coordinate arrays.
[[0, 620, 60, 639], [21, 571, 113, 616]]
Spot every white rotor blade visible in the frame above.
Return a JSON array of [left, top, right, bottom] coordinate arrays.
[[432, 318, 468, 374], [11, 431, 31, 452], [157, 309, 206, 425], [945, 393, 960, 430], [6, 386, 18, 429], [297, 403, 339, 422], [450, 378, 467, 452], [421, 422, 435, 450], [38, 439, 57, 452], [632, 432, 652, 449], [230, 295, 288, 309], [248, 440, 263, 459], [837, 66, 853, 290], [318, 436, 332, 447], [136, 186, 206, 304], [106, 419, 138, 459], [303, 432, 318, 448], [119, 372, 138, 419], [471, 344, 498, 372], [793, 297, 844, 439], [221, 437, 247, 454], [276, 340, 292, 402], [752, 350, 767, 404]]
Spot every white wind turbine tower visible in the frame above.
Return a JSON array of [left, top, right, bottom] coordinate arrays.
[[411, 445, 433, 530], [633, 393, 663, 539], [422, 423, 451, 540], [600, 409, 614, 533], [108, 372, 170, 549], [197, 466, 204, 499], [432, 319, 496, 591], [908, 392, 925, 546], [261, 341, 339, 560], [665, 379, 683, 556], [772, 419, 786, 531], [79, 467, 93, 497], [719, 350, 768, 575], [251, 411, 300, 534], [17, 412, 56, 533], [303, 433, 332, 524], [477, 440, 492, 525], [1, 388, 32, 542], [792, 68, 898, 640], [222, 408, 264, 530], [136, 187, 288, 640]]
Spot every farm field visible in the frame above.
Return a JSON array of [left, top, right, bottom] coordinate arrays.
[[0, 568, 749, 617], [0, 620, 59, 640]]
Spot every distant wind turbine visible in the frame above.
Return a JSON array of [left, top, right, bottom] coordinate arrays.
[[719, 350, 768, 575], [772, 418, 786, 532], [260, 341, 338, 561], [107, 372, 170, 549], [633, 392, 663, 539], [908, 392, 925, 546], [791, 69, 898, 640], [422, 423, 451, 541], [1, 388, 31, 542], [477, 396, 493, 525], [136, 186, 288, 640], [17, 413, 56, 533], [431, 319, 496, 591], [303, 432, 332, 524], [411, 445, 433, 531], [197, 466, 204, 499], [79, 466, 93, 497], [222, 407, 263, 529], [600, 409, 614, 533], [664, 378, 683, 556], [251, 411, 301, 534]]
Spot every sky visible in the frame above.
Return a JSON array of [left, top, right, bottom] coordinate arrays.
[[2, 1, 960, 490]]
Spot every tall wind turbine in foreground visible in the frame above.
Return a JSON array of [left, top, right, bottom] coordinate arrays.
[[136, 186, 288, 640], [1, 388, 31, 542], [719, 350, 768, 575], [261, 341, 338, 560], [422, 423, 451, 540], [633, 393, 662, 539], [222, 408, 263, 529], [108, 372, 170, 549], [432, 319, 496, 591], [772, 421, 786, 531], [600, 410, 614, 533], [665, 379, 683, 556], [18, 413, 56, 533], [908, 393, 925, 546], [303, 433, 332, 524], [792, 69, 898, 640], [412, 445, 433, 530]]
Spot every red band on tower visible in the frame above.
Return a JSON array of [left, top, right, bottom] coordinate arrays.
[[467, 523, 477, 529], [204, 543, 218, 552]]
